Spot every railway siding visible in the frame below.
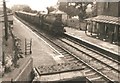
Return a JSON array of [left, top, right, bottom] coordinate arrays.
[[56, 37, 119, 81]]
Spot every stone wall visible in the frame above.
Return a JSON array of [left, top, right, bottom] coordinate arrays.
[[2, 57, 33, 82]]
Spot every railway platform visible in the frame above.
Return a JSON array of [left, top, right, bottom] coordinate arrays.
[[13, 16, 65, 67], [65, 27, 119, 56], [13, 16, 87, 81], [2, 15, 63, 82], [0, 18, 3, 62], [0, 17, 3, 83], [1, 15, 34, 82]]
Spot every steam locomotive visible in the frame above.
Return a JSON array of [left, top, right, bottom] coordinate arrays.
[[15, 11, 66, 35]]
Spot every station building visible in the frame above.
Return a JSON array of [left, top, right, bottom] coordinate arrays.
[[96, 2, 120, 17], [85, 2, 120, 45]]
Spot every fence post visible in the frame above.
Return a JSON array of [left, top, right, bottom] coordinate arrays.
[[30, 39, 32, 54], [2, 52, 5, 66], [25, 38, 32, 55], [25, 38, 27, 55], [13, 38, 18, 67]]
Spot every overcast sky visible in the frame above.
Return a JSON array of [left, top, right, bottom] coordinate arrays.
[[6, 0, 58, 11]]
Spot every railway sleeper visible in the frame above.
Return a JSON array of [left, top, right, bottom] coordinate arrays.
[[61, 52, 69, 55], [105, 61, 113, 64], [70, 60, 79, 63], [85, 72, 96, 76], [93, 54, 99, 57], [85, 70, 96, 75], [91, 78, 106, 82], [95, 56, 104, 60], [110, 64, 119, 69], [110, 63, 118, 66], [86, 51, 93, 54], [65, 55, 73, 59], [100, 58, 108, 62], [66, 58, 75, 61], [81, 65, 87, 68], [84, 69, 92, 73], [64, 55, 73, 58], [63, 54, 71, 56], [56, 49, 63, 51], [88, 75, 102, 81], [68, 59, 77, 62], [109, 65, 119, 71]]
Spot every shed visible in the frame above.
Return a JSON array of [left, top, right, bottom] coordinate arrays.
[[85, 15, 120, 25]]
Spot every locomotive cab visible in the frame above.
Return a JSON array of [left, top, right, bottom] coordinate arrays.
[[54, 14, 66, 34]]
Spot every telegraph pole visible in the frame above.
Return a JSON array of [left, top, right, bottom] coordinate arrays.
[[3, 0, 8, 41]]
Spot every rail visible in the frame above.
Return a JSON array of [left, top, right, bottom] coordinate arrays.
[[64, 33, 120, 62]]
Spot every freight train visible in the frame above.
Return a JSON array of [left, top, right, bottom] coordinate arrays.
[[15, 11, 66, 35]]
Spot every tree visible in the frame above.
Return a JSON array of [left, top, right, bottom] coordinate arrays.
[[22, 5, 31, 12], [11, 4, 32, 12], [46, 6, 56, 14], [58, 2, 94, 20], [66, 5, 78, 16], [58, 2, 87, 19], [31, 10, 37, 13], [76, 3, 87, 20], [59, 4, 67, 12]]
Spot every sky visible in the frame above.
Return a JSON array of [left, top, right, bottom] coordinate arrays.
[[6, 0, 58, 11]]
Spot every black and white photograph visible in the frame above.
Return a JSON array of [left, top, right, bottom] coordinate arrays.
[[0, 0, 120, 82]]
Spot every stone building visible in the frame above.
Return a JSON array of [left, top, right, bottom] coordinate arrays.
[[85, 2, 120, 44], [96, 2, 120, 17]]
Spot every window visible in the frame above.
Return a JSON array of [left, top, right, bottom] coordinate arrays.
[[105, 2, 110, 9]]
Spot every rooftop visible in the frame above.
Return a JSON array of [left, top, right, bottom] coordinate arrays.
[[85, 15, 120, 25]]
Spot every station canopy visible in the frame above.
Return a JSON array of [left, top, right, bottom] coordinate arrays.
[[50, 9, 66, 14], [85, 15, 120, 25]]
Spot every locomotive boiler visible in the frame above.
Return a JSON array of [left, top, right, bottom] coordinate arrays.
[[15, 11, 65, 35], [41, 14, 65, 34]]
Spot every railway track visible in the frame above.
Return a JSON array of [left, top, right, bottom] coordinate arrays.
[[37, 34, 119, 82], [37, 33, 116, 82], [64, 34, 119, 62], [62, 35, 120, 71], [55, 36, 119, 82], [15, 16, 119, 82]]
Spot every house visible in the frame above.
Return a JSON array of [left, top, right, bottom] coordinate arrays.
[[96, 2, 120, 17]]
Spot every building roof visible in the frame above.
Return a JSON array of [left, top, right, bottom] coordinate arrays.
[[85, 15, 120, 25]]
